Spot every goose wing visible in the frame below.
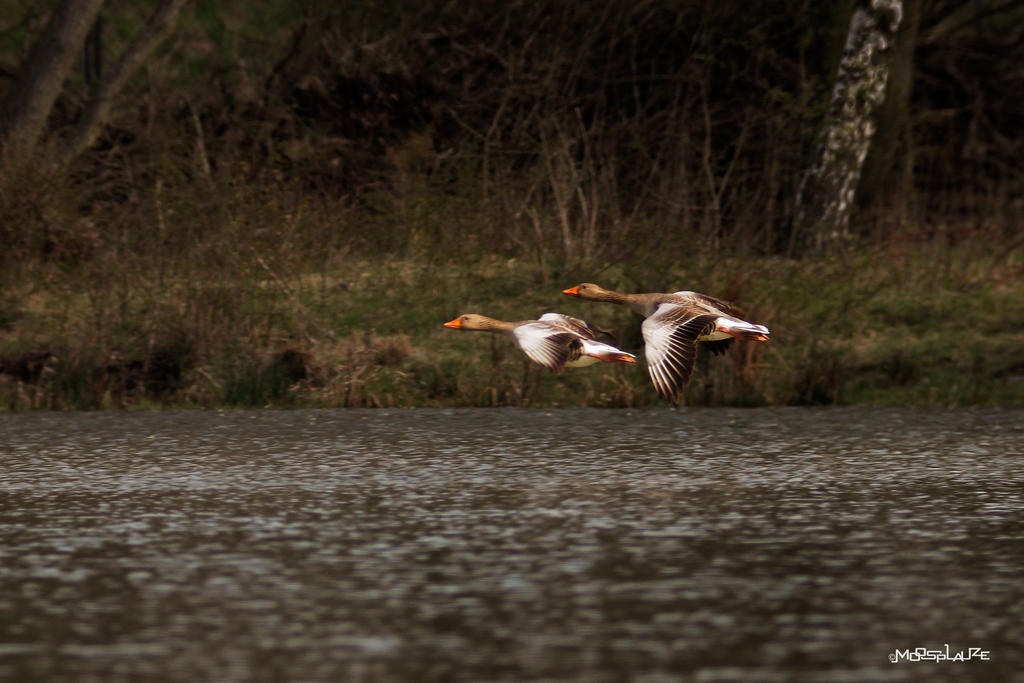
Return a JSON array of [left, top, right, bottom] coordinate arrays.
[[671, 290, 744, 318], [538, 312, 603, 340], [702, 338, 733, 356], [513, 322, 580, 372], [641, 304, 718, 404]]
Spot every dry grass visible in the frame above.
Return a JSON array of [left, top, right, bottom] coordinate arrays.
[[1, 2, 1021, 408], [3, 172, 1020, 410]]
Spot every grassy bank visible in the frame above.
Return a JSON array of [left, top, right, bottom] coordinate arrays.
[[1, 176, 1021, 410], [2, 3, 1022, 409]]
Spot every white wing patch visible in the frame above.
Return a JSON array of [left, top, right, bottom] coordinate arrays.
[[513, 323, 571, 371], [512, 317, 634, 372], [538, 312, 572, 324], [641, 304, 715, 403], [538, 312, 600, 339]]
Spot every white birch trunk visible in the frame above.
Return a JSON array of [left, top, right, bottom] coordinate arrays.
[[796, 0, 903, 248]]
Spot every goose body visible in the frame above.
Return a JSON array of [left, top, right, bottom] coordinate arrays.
[[443, 312, 636, 372], [562, 283, 770, 403]]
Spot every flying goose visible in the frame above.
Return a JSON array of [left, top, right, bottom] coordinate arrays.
[[443, 312, 636, 372], [562, 283, 769, 403]]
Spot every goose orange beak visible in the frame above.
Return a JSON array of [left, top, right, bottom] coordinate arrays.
[[443, 318, 462, 329], [562, 286, 580, 297]]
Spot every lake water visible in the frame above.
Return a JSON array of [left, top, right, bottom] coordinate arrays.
[[1, 408, 1022, 682]]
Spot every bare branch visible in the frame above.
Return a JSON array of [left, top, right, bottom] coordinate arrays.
[[56, 0, 188, 166], [922, 0, 1024, 45]]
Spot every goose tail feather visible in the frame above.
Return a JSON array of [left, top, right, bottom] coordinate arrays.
[[715, 318, 770, 342]]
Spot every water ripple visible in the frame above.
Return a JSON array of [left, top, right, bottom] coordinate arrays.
[[1, 407, 1022, 681]]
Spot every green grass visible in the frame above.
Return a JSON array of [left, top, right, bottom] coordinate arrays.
[[3, 0, 1020, 409], [2, 151, 1022, 411], [4, 202, 1020, 410]]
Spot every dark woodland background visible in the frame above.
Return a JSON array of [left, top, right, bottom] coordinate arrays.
[[0, 0, 1022, 409]]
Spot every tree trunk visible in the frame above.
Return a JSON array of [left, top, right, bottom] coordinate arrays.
[[795, 0, 903, 250], [0, 0, 188, 175], [0, 0, 106, 169], [57, 0, 189, 166], [857, 0, 922, 223]]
